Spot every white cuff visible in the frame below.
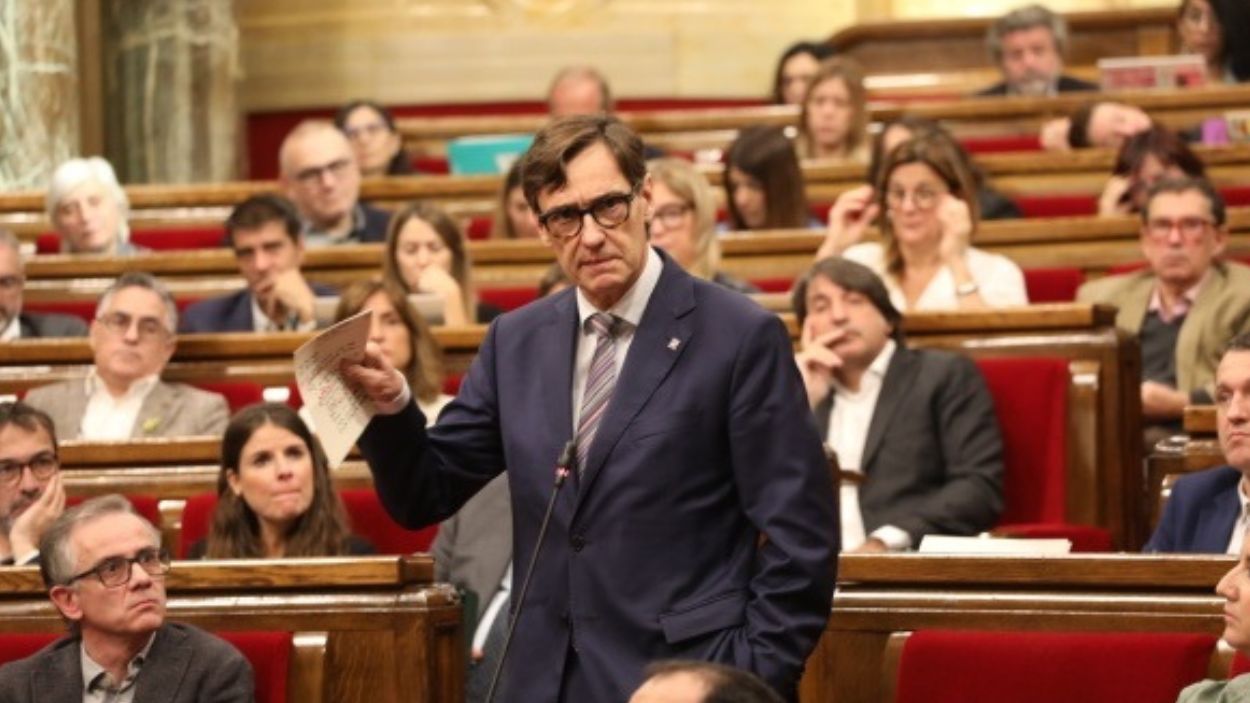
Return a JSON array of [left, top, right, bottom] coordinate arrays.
[[870, 525, 913, 552], [375, 374, 413, 416]]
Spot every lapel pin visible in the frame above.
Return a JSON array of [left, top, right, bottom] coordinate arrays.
[[667, 338, 680, 351]]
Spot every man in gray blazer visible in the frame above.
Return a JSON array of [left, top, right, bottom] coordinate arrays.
[[794, 257, 1004, 552], [0, 230, 87, 341], [23, 272, 228, 440], [0, 494, 253, 702]]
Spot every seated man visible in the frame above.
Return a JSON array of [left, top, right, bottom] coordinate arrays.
[[1147, 333, 1250, 553], [547, 65, 613, 117], [976, 4, 1098, 97], [793, 256, 1003, 552], [0, 401, 64, 566], [1077, 178, 1250, 441], [180, 194, 331, 333], [24, 272, 229, 439], [279, 120, 391, 247], [0, 230, 87, 340], [0, 494, 253, 700], [629, 660, 783, 703]]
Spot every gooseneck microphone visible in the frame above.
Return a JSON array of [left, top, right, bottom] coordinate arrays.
[[484, 440, 576, 703]]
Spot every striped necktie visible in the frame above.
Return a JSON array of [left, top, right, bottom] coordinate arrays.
[[575, 312, 620, 474]]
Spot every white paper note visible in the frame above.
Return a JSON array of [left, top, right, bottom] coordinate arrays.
[[294, 310, 374, 467]]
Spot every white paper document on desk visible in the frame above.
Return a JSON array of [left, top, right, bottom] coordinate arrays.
[[295, 310, 374, 467]]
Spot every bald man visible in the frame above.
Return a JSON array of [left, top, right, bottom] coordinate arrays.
[[278, 120, 391, 247]]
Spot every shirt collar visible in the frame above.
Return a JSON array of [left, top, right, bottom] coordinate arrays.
[[85, 368, 160, 401], [0, 314, 18, 341], [833, 339, 897, 396], [575, 247, 663, 331], [1147, 270, 1209, 324], [81, 631, 157, 696]]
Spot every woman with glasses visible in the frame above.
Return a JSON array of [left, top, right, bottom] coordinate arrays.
[[382, 201, 502, 325], [192, 403, 373, 559], [334, 100, 414, 178], [795, 58, 869, 163], [817, 134, 1027, 311], [648, 158, 757, 293], [723, 126, 814, 232]]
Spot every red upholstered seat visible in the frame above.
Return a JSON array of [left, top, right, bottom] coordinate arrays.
[[960, 134, 1042, 153], [1013, 195, 1098, 218], [411, 155, 450, 174], [1022, 267, 1083, 303], [974, 357, 1111, 551], [1232, 651, 1250, 677], [894, 630, 1216, 703], [180, 490, 437, 557], [35, 233, 59, 254], [444, 374, 463, 395], [749, 277, 794, 294], [1222, 185, 1250, 207], [809, 202, 833, 224], [0, 633, 58, 665], [130, 226, 225, 250], [190, 381, 264, 414], [466, 216, 493, 240], [479, 286, 537, 312], [215, 631, 290, 703], [21, 299, 96, 324]]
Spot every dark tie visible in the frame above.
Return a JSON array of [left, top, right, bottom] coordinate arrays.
[[575, 313, 620, 474]]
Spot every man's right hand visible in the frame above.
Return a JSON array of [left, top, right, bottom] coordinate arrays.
[[9, 472, 64, 558], [795, 317, 845, 409], [342, 341, 409, 414]]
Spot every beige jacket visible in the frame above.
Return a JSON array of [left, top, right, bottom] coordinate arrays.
[[24, 378, 229, 440]]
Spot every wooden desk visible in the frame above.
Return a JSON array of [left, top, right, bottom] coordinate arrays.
[[801, 553, 1229, 703], [0, 556, 462, 703]]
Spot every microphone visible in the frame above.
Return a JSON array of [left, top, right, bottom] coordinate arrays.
[[484, 440, 576, 703]]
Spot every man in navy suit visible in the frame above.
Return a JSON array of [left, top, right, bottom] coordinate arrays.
[[344, 115, 837, 701], [180, 194, 332, 333], [1147, 332, 1250, 553]]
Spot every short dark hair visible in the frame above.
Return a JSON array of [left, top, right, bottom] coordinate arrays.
[[771, 41, 836, 104], [724, 125, 809, 230], [333, 100, 414, 176], [519, 115, 646, 213], [225, 193, 302, 247], [987, 4, 1068, 63], [1067, 102, 1098, 149], [640, 660, 784, 703], [1141, 176, 1226, 227], [1113, 126, 1205, 180], [1224, 331, 1250, 355], [793, 256, 905, 343], [0, 401, 58, 452]]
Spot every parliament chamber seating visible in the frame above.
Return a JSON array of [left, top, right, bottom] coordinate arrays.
[[888, 630, 1216, 703]]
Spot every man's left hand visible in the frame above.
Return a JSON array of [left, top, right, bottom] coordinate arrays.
[[1141, 380, 1188, 421]]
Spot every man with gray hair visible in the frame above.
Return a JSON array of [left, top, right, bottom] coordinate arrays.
[[976, 4, 1098, 97], [546, 65, 614, 118], [0, 231, 87, 340], [0, 494, 253, 701], [45, 157, 143, 256], [24, 272, 228, 440]]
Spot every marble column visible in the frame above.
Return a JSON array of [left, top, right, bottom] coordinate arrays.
[[103, 0, 238, 184], [0, 0, 79, 190]]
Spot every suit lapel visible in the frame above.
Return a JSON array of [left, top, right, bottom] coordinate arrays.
[[31, 639, 85, 703], [859, 347, 920, 474], [134, 625, 191, 702], [132, 382, 173, 438], [573, 259, 694, 512], [1196, 476, 1241, 551], [1114, 273, 1153, 336], [1175, 262, 1226, 392]]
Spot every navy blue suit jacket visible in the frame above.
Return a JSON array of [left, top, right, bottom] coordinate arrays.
[[179, 284, 335, 333], [359, 251, 837, 702], [1144, 465, 1242, 553]]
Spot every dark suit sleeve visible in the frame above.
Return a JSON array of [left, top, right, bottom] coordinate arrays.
[[1143, 496, 1177, 552], [895, 356, 1004, 544], [358, 321, 505, 528], [725, 313, 838, 692], [198, 634, 256, 703]]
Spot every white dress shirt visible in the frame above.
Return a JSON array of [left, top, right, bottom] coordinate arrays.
[[80, 372, 160, 440], [472, 562, 513, 653], [0, 315, 18, 341], [841, 242, 1028, 312], [570, 247, 662, 431], [250, 295, 315, 333], [824, 340, 911, 551], [1227, 477, 1250, 555]]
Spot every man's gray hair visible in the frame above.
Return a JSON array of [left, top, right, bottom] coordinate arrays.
[[39, 494, 160, 589], [44, 157, 131, 245], [987, 4, 1069, 63], [95, 271, 179, 332]]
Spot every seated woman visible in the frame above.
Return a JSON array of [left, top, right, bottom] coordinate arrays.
[[869, 115, 1020, 221], [489, 160, 540, 239], [648, 158, 757, 293], [382, 201, 502, 325], [818, 133, 1028, 311], [1177, 0, 1228, 83], [335, 278, 451, 422], [1176, 530, 1250, 701], [334, 100, 414, 177], [771, 40, 835, 105], [1099, 126, 1207, 216], [795, 58, 869, 163], [193, 402, 374, 559], [45, 157, 143, 255], [723, 126, 813, 231]]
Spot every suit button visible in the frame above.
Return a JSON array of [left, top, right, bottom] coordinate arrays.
[[571, 535, 586, 552]]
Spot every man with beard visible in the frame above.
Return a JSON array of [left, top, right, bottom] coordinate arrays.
[[793, 256, 1004, 553], [976, 4, 1098, 97], [0, 401, 65, 566]]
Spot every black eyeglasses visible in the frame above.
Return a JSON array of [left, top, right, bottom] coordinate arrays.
[[294, 158, 353, 186], [67, 547, 171, 588], [0, 452, 58, 486], [94, 311, 170, 341], [537, 189, 638, 242]]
